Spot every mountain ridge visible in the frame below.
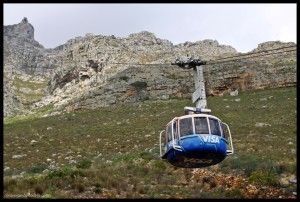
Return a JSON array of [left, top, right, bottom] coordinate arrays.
[[3, 18, 296, 117]]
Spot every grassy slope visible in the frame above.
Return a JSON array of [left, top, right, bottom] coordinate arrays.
[[13, 76, 47, 107], [4, 87, 296, 198]]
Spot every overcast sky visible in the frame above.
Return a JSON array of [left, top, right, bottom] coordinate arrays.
[[4, 3, 297, 53]]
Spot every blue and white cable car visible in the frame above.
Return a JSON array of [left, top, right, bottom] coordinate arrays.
[[159, 107, 233, 168], [159, 58, 234, 168]]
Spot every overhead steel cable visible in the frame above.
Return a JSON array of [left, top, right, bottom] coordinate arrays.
[[206, 45, 296, 63], [108, 62, 168, 66], [206, 48, 296, 65], [99, 45, 296, 67]]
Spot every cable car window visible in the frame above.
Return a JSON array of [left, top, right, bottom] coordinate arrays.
[[194, 117, 209, 134], [173, 121, 178, 140], [166, 124, 172, 142], [161, 132, 167, 148], [221, 123, 229, 139], [165, 131, 168, 145], [209, 118, 221, 136], [179, 118, 194, 136]]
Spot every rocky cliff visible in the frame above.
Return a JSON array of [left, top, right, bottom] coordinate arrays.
[[4, 18, 61, 116], [38, 38, 295, 113], [205, 42, 296, 96], [4, 17, 58, 77], [3, 18, 296, 117]]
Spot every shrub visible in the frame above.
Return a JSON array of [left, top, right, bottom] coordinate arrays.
[[225, 188, 244, 198], [76, 158, 92, 169], [130, 81, 147, 90], [77, 184, 85, 193], [94, 182, 102, 194], [28, 163, 48, 174], [220, 154, 271, 176], [139, 151, 154, 161], [152, 160, 167, 171], [34, 185, 44, 195], [249, 170, 279, 186], [71, 182, 85, 193], [4, 178, 17, 192], [119, 76, 129, 82], [94, 187, 102, 194], [47, 166, 83, 179]]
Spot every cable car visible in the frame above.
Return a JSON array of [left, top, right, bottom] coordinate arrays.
[[159, 57, 234, 168], [159, 107, 234, 168]]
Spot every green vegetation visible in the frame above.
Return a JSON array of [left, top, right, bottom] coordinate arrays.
[[130, 81, 148, 90], [119, 76, 129, 82], [76, 158, 92, 169], [16, 92, 45, 105], [249, 170, 279, 186], [3, 87, 296, 198], [12, 76, 48, 109], [13, 77, 47, 91], [165, 72, 185, 80], [4, 104, 54, 125]]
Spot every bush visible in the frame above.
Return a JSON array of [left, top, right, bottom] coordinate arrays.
[[94, 187, 102, 194], [34, 185, 44, 195], [249, 170, 279, 186], [220, 154, 261, 176], [119, 76, 129, 82], [93, 182, 102, 194], [220, 154, 285, 178], [76, 183, 85, 193], [225, 188, 244, 198], [4, 178, 17, 192], [76, 158, 92, 169], [130, 81, 147, 90], [27, 163, 48, 174], [47, 166, 83, 179], [139, 151, 154, 161]]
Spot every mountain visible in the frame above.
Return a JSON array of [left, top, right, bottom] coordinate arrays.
[[3, 18, 296, 117]]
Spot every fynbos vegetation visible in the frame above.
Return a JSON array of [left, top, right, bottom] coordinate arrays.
[[4, 87, 296, 198]]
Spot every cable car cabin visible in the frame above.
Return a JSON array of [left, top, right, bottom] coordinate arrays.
[[159, 113, 234, 168]]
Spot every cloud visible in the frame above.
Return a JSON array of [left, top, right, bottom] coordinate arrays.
[[258, 4, 296, 42], [3, 4, 296, 52]]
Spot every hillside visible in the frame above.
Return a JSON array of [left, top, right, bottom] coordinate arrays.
[[4, 87, 296, 198]]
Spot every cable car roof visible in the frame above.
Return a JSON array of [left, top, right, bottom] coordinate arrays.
[[166, 113, 222, 126]]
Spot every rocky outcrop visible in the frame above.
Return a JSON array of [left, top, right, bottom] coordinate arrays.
[[205, 41, 296, 95], [4, 17, 35, 41], [175, 39, 237, 60], [3, 75, 23, 117], [39, 39, 295, 113], [251, 41, 295, 52], [4, 17, 58, 77], [47, 65, 193, 111], [31, 29, 239, 112], [4, 18, 58, 116]]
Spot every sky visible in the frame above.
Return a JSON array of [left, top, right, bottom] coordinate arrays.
[[3, 3, 297, 53]]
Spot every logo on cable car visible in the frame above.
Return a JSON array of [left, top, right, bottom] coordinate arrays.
[[202, 135, 220, 143]]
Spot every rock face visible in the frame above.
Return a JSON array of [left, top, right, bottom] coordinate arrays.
[[4, 18, 60, 77], [252, 41, 295, 52], [4, 18, 297, 117], [40, 38, 295, 113], [204, 41, 296, 95], [33, 30, 240, 111], [3, 76, 23, 117], [4, 17, 34, 39], [4, 18, 60, 116]]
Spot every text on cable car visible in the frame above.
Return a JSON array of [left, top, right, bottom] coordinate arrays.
[[202, 135, 220, 143]]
